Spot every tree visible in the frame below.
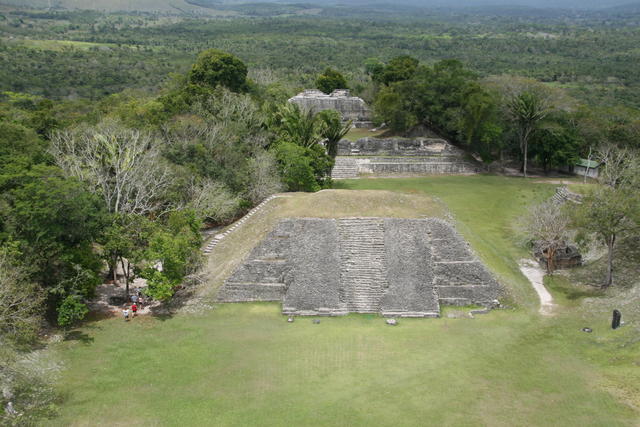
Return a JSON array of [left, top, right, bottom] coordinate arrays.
[[574, 185, 639, 287], [272, 141, 320, 192], [0, 121, 48, 171], [530, 114, 581, 175], [0, 344, 58, 426], [56, 295, 89, 328], [486, 76, 570, 177], [276, 103, 322, 149], [573, 147, 639, 286], [50, 120, 172, 216], [521, 200, 573, 274], [246, 151, 283, 204], [188, 179, 242, 223], [364, 58, 384, 78], [101, 214, 155, 298], [374, 55, 419, 86], [188, 49, 248, 93], [318, 109, 352, 158], [506, 89, 553, 178], [373, 86, 415, 132], [316, 68, 348, 94], [0, 247, 44, 345], [596, 143, 639, 189], [140, 210, 202, 301], [461, 90, 504, 165], [2, 165, 104, 312]]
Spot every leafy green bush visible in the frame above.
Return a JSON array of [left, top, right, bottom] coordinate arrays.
[[316, 68, 348, 94], [56, 295, 89, 328], [272, 141, 321, 192], [142, 270, 178, 302]]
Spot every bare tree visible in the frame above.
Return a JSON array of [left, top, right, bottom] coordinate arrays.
[[50, 120, 171, 215], [188, 179, 242, 224], [0, 251, 44, 344], [596, 143, 639, 189], [246, 151, 284, 204], [521, 200, 573, 273]]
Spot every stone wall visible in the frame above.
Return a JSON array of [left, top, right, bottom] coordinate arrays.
[[337, 137, 463, 157], [216, 218, 501, 317]]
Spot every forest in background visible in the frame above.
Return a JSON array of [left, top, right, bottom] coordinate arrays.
[[2, 4, 640, 107]]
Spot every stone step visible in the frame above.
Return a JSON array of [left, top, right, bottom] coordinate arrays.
[[331, 157, 359, 179], [338, 218, 388, 313]]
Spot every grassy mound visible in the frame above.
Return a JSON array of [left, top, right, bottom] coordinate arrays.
[[203, 190, 446, 301]]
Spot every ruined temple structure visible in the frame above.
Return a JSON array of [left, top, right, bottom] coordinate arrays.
[[217, 218, 501, 317], [331, 137, 479, 179], [534, 244, 583, 270], [288, 89, 373, 128]]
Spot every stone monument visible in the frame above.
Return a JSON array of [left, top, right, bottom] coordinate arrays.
[[288, 89, 373, 128]]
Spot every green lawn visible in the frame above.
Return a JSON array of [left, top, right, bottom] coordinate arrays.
[[52, 176, 639, 426], [344, 127, 387, 141]]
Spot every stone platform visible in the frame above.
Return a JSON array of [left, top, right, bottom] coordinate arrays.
[[331, 137, 479, 179], [217, 218, 501, 317]]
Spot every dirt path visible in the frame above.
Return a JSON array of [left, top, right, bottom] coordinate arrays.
[[518, 259, 555, 316], [89, 278, 159, 316]]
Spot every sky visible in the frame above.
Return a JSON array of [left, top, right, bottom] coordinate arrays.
[[310, 0, 635, 9]]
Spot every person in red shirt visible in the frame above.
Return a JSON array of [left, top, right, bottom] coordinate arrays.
[[131, 303, 137, 317]]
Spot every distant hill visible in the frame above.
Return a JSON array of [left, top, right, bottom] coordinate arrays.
[[1, 0, 637, 15], [0, 0, 236, 15], [603, 1, 640, 12]]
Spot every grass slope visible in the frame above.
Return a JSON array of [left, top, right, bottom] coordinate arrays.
[[52, 176, 639, 425]]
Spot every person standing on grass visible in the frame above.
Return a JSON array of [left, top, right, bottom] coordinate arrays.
[[131, 303, 138, 317], [131, 293, 138, 305], [123, 307, 130, 321]]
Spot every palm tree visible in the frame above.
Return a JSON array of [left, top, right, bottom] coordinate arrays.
[[318, 110, 352, 158], [279, 103, 321, 148], [506, 90, 552, 178]]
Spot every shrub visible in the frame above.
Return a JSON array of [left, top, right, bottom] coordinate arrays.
[[56, 296, 89, 328]]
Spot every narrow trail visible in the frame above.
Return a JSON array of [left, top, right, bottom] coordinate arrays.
[[518, 259, 555, 316]]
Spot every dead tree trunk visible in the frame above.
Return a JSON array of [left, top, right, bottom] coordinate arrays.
[[604, 234, 616, 288], [545, 247, 556, 275], [120, 258, 131, 298]]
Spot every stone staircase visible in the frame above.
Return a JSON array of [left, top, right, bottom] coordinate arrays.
[[331, 157, 358, 179], [338, 218, 388, 313], [551, 186, 583, 205]]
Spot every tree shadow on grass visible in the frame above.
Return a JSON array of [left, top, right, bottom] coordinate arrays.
[[148, 274, 211, 321], [64, 330, 95, 344]]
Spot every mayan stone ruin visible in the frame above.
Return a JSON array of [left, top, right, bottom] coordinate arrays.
[[288, 89, 373, 128], [332, 137, 479, 179], [217, 218, 501, 317]]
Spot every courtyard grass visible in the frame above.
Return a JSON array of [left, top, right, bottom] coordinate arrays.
[[344, 127, 387, 141], [52, 176, 639, 425]]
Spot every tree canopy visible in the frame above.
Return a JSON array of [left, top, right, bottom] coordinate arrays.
[[188, 49, 248, 93], [316, 68, 348, 94]]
